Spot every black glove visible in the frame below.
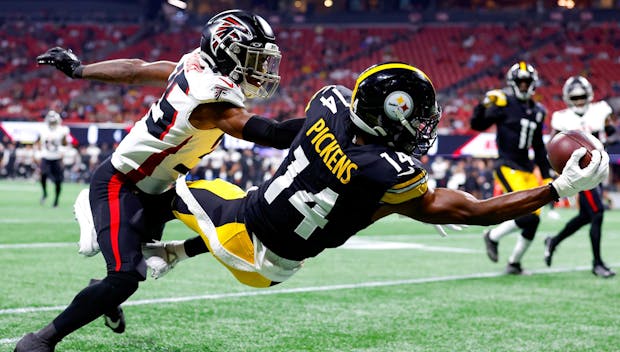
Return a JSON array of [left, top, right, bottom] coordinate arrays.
[[36, 47, 84, 78]]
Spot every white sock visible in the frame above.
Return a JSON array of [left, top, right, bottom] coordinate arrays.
[[489, 219, 518, 242], [509, 236, 532, 264]]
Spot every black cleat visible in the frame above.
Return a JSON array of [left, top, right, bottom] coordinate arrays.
[[543, 236, 554, 267], [505, 262, 530, 275], [89, 279, 126, 333], [104, 306, 126, 334], [14, 333, 55, 352], [592, 264, 616, 278], [483, 230, 499, 263]]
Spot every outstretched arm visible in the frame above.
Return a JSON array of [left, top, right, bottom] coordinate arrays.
[[36, 47, 175, 87], [189, 102, 304, 149], [373, 148, 609, 225], [377, 185, 558, 225]]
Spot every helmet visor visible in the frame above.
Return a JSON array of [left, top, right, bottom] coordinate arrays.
[[398, 103, 441, 156], [241, 43, 281, 99]]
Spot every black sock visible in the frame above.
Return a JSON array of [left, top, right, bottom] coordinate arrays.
[[51, 273, 139, 340], [53, 182, 62, 206], [184, 236, 209, 257], [551, 213, 589, 249], [590, 213, 604, 265], [40, 176, 47, 198]]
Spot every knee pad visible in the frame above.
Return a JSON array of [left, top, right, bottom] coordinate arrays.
[[515, 213, 540, 240]]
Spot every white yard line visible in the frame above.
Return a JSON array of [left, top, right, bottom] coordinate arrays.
[[0, 263, 615, 345]]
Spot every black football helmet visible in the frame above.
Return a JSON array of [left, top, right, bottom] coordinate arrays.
[[200, 10, 281, 99], [349, 62, 441, 156], [562, 75, 593, 115], [506, 61, 539, 100]]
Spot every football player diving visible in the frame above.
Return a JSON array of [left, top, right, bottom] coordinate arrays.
[[545, 76, 616, 278], [16, 9, 304, 351], [17, 62, 608, 351], [470, 61, 553, 275]]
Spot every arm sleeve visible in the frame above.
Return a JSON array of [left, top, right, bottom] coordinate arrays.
[[533, 125, 553, 179], [242, 116, 305, 149], [470, 103, 497, 131]]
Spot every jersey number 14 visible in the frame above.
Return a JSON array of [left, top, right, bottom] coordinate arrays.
[[263, 146, 339, 240]]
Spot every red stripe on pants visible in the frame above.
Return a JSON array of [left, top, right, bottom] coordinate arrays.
[[583, 190, 599, 213], [108, 174, 124, 271]]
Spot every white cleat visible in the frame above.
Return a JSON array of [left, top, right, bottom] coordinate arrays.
[[74, 188, 100, 256]]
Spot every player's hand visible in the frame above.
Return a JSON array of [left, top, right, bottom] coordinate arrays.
[[433, 224, 468, 237], [482, 89, 507, 107], [36, 47, 83, 78], [551, 148, 609, 198]]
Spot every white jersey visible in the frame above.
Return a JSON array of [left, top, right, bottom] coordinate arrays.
[[551, 101, 613, 142], [111, 49, 246, 194], [39, 125, 70, 160]]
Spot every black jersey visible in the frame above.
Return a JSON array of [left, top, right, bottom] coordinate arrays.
[[243, 85, 429, 261], [471, 91, 551, 177]]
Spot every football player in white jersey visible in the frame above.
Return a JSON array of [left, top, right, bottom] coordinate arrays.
[[18, 10, 305, 351], [544, 76, 616, 278], [36, 110, 70, 207]]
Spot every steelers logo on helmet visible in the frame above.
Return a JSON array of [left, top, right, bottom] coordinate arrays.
[[384, 91, 414, 121]]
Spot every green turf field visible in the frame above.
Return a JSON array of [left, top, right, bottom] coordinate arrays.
[[1, 180, 619, 352]]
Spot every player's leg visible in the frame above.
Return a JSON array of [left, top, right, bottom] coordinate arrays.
[[544, 197, 589, 267], [50, 159, 63, 207], [15, 159, 146, 350], [170, 179, 284, 287], [580, 187, 615, 277], [500, 168, 540, 275], [39, 159, 49, 204], [482, 166, 520, 262]]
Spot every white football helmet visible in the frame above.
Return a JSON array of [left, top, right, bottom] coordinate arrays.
[[45, 110, 61, 128], [562, 76, 593, 115]]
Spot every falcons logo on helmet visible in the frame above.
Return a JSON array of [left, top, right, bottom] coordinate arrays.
[[209, 15, 252, 52]]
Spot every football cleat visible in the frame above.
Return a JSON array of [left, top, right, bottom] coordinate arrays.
[[89, 279, 126, 333], [505, 262, 530, 275], [14, 333, 55, 352], [104, 307, 126, 334], [74, 188, 99, 257], [142, 240, 186, 279], [483, 230, 499, 263], [543, 237, 554, 267], [592, 264, 616, 278]]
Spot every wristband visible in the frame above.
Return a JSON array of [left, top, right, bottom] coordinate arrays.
[[72, 65, 84, 79], [548, 183, 560, 202]]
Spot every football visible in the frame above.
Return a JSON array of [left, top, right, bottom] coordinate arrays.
[[547, 130, 601, 173]]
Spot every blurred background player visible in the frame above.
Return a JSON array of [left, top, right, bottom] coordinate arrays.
[[471, 61, 553, 275], [36, 110, 70, 207], [544, 76, 616, 278]]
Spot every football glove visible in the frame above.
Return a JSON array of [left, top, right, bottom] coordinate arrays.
[[142, 240, 187, 279], [482, 89, 507, 107], [551, 148, 609, 198], [36, 46, 84, 78]]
